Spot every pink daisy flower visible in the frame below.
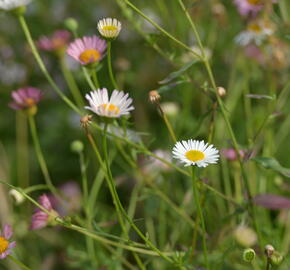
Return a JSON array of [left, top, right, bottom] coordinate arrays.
[[9, 87, 42, 110], [67, 35, 106, 65], [221, 148, 245, 161], [31, 194, 59, 230], [234, 0, 277, 17], [37, 30, 71, 52], [0, 225, 16, 260]]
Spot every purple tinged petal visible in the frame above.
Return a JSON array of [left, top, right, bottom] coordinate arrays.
[[254, 194, 290, 210], [3, 224, 13, 239]]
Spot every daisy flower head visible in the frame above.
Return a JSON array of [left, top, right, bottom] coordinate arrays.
[[97, 18, 121, 40], [0, 0, 31, 11], [37, 30, 71, 53], [172, 139, 219, 167], [31, 194, 59, 230], [234, 0, 278, 17], [85, 88, 134, 118], [0, 225, 16, 259], [67, 35, 106, 66], [235, 20, 274, 46]]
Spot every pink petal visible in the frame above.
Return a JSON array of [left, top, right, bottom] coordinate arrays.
[[3, 225, 13, 239]]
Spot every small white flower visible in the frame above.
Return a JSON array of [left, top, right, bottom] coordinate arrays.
[[0, 0, 31, 10], [97, 18, 121, 39], [9, 189, 25, 205], [85, 88, 134, 118], [172, 139, 219, 167]]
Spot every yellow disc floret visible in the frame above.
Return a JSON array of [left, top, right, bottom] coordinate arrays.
[[101, 104, 120, 115], [79, 49, 101, 64], [0, 236, 9, 254], [185, 150, 205, 162]]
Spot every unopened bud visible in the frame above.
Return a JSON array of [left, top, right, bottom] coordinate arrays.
[[71, 140, 84, 153], [265, 244, 275, 257], [64, 17, 78, 32], [9, 189, 25, 205], [217, 86, 226, 97], [243, 248, 256, 262], [269, 251, 283, 265], [149, 90, 161, 104]]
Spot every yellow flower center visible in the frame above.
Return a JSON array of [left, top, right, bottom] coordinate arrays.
[[102, 25, 118, 31], [79, 49, 101, 64], [248, 23, 261, 32], [185, 150, 205, 162], [247, 0, 262, 5], [25, 98, 35, 107], [101, 104, 120, 115], [0, 236, 9, 254]]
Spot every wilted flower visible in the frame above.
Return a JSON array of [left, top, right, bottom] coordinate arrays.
[[85, 88, 134, 118], [0, 225, 16, 259], [9, 87, 42, 113], [0, 0, 31, 11], [98, 18, 121, 39], [172, 139, 219, 167], [31, 194, 59, 230], [9, 189, 25, 205], [37, 30, 71, 53], [67, 35, 106, 65], [149, 90, 161, 104], [235, 20, 274, 46]]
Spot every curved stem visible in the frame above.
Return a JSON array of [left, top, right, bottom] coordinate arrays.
[[191, 167, 210, 270], [17, 15, 80, 114], [107, 41, 119, 89]]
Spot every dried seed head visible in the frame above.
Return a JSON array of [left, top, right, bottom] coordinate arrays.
[[80, 114, 92, 129], [149, 90, 161, 104], [265, 244, 275, 257], [217, 86, 226, 97]]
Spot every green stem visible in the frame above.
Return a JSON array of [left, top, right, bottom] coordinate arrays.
[[28, 115, 58, 196], [8, 255, 31, 270], [158, 105, 177, 142], [17, 15, 80, 114], [59, 56, 84, 108], [82, 67, 97, 90], [107, 41, 119, 89], [92, 69, 100, 89], [191, 167, 210, 270]]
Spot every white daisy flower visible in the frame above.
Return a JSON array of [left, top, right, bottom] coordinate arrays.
[[97, 18, 122, 39], [172, 139, 219, 167], [0, 0, 31, 10], [235, 21, 274, 46], [85, 88, 134, 118]]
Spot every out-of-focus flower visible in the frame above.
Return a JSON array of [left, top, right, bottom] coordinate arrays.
[[217, 86, 226, 97], [9, 189, 25, 205], [172, 139, 219, 167], [221, 148, 245, 161], [148, 150, 173, 172], [49, 182, 82, 216], [31, 194, 59, 230], [85, 88, 134, 118], [244, 44, 265, 64], [234, 225, 257, 247], [160, 102, 180, 117], [9, 87, 42, 114], [233, 0, 263, 16], [37, 30, 71, 53], [0, 225, 16, 259], [97, 18, 121, 39], [235, 20, 274, 46], [0, 62, 26, 85], [0, 0, 30, 11], [254, 194, 290, 210], [67, 35, 106, 65], [181, 45, 212, 63]]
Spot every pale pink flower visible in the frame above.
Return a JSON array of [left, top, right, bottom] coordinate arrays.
[[0, 225, 16, 260], [9, 87, 42, 110], [67, 35, 106, 65], [234, 0, 278, 17], [37, 30, 71, 52], [221, 148, 245, 161]]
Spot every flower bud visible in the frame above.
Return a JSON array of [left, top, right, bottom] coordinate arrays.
[[9, 189, 25, 205], [160, 102, 180, 117], [234, 225, 257, 247], [149, 90, 161, 104], [265, 244, 275, 257], [243, 248, 256, 262], [71, 140, 84, 153], [217, 86, 226, 97], [269, 251, 283, 265], [64, 17, 78, 32]]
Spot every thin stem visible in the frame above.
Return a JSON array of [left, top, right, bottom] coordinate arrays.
[[17, 15, 80, 114], [82, 67, 96, 90], [8, 255, 31, 270], [107, 41, 119, 89], [59, 56, 84, 108], [191, 167, 210, 270], [92, 69, 100, 89], [28, 115, 58, 196], [157, 104, 177, 142]]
